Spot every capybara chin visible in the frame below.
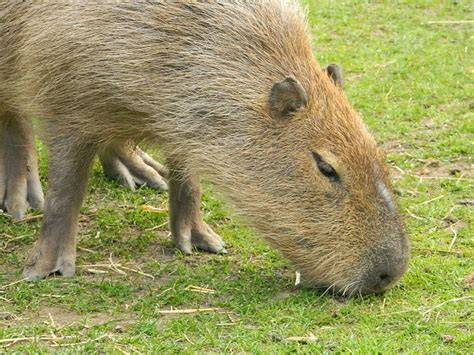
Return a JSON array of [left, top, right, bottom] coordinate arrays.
[[0, 1, 409, 295]]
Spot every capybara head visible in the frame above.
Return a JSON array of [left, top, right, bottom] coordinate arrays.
[[266, 75, 409, 295], [218, 73, 410, 296]]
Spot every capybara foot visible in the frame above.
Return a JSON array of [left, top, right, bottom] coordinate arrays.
[[175, 222, 227, 255], [0, 158, 44, 220], [2, 181, 44, 220], [99, 144, 168, 191], [22, 242, 75, 280]]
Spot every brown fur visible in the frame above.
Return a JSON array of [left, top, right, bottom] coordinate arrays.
[[0, 1, 409, 294]]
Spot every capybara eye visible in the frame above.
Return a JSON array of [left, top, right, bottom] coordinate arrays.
[[311, 152, 340, 183]]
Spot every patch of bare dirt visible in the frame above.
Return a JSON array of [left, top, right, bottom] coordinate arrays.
[[382, 140, 409, 154], [415, 160, 473, 178], [464, 272, 474, 290], [388, 157, 473, 182], [436, 99, 472, 112], [1, 305, 133, 330]]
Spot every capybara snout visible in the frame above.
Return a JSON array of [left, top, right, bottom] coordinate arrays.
[[358, 232, 410, 294]]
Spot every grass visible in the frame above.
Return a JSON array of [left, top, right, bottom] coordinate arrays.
[[1, 0, 473, 352]]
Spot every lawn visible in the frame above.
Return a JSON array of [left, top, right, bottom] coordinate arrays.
[[1, 0, 473, 352]]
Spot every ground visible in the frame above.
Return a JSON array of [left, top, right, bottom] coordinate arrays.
[[1, 0, 473, 353]]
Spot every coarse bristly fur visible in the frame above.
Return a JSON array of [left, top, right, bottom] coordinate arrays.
[[0, 1, 410, 295]]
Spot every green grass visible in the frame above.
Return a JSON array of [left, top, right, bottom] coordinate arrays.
[[1, 0, 473, 352]]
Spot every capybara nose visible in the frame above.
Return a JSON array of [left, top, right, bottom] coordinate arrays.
[[361, 257, 408, 294], [375, 271, 394, 290], [361, 268, 396, 294]]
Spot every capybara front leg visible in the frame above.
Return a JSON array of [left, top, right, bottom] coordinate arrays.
[[99, 141, 168, 191], [0, 112, 44, 220], [23, 141, 96, 280], [168, 164, 226, 255]]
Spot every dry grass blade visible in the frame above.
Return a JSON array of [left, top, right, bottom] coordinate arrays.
[[0, 278, 27, 290], [422, 296, 474, 318], [0, 335, 78, 348], [183, 334, 195, 345], [426, 20, 474, 24], [80, 261, 154, 279], [140, 205, 167, 213], [185, 285, 216, 294], [118, 265, 154, 280], [415, 194, 446, 206], [447, 225, 458, 251], [108, 254, 127, 275], [414, 248, 467, 256], [158, 307, 223, 315], [11, 214, 43, 224], [405, 209, 425, 221], [294, 271, 301, 286], [50, 334, 109, 347], [144, 220, 169, 231], [286, 332, 319, 343], [0, 337, 35, 345], [78, 246, 97, 253]]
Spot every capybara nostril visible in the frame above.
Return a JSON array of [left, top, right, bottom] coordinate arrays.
[[359, 253, 409, 294], [377, 272, 394, 290], [359, 270, 394, 294]]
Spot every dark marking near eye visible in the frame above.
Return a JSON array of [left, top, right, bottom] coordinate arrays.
[[312, 152, 340, 183]]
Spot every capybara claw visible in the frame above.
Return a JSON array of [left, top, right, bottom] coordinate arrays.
[[191, 223, 227, 254], [6, 202, 28, 221], [23, 258, 76, 280], [173, 223, 226, 255], [22, 259, 54, 281], [4, 188, 43, 221], [23, 245, 76, 280], [177, 243, 194, 255], [22, 267, 47, 281]]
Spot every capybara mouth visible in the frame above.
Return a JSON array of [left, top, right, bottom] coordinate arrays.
[[301, 274, 401, 298], [312, 283, 383, 298]]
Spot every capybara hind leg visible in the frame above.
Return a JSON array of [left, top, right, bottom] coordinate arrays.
[[99, 142, 168, 191], [0, 112, 44, 220], [168, 163, 226, 255], [23, 141, 96, 280]]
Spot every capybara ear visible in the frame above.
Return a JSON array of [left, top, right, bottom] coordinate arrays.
[[324, 64, 343, 88], [269, 76, 308, 120]]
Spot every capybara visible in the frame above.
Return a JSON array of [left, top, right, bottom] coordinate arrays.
[[0, 1, 410, 295]]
